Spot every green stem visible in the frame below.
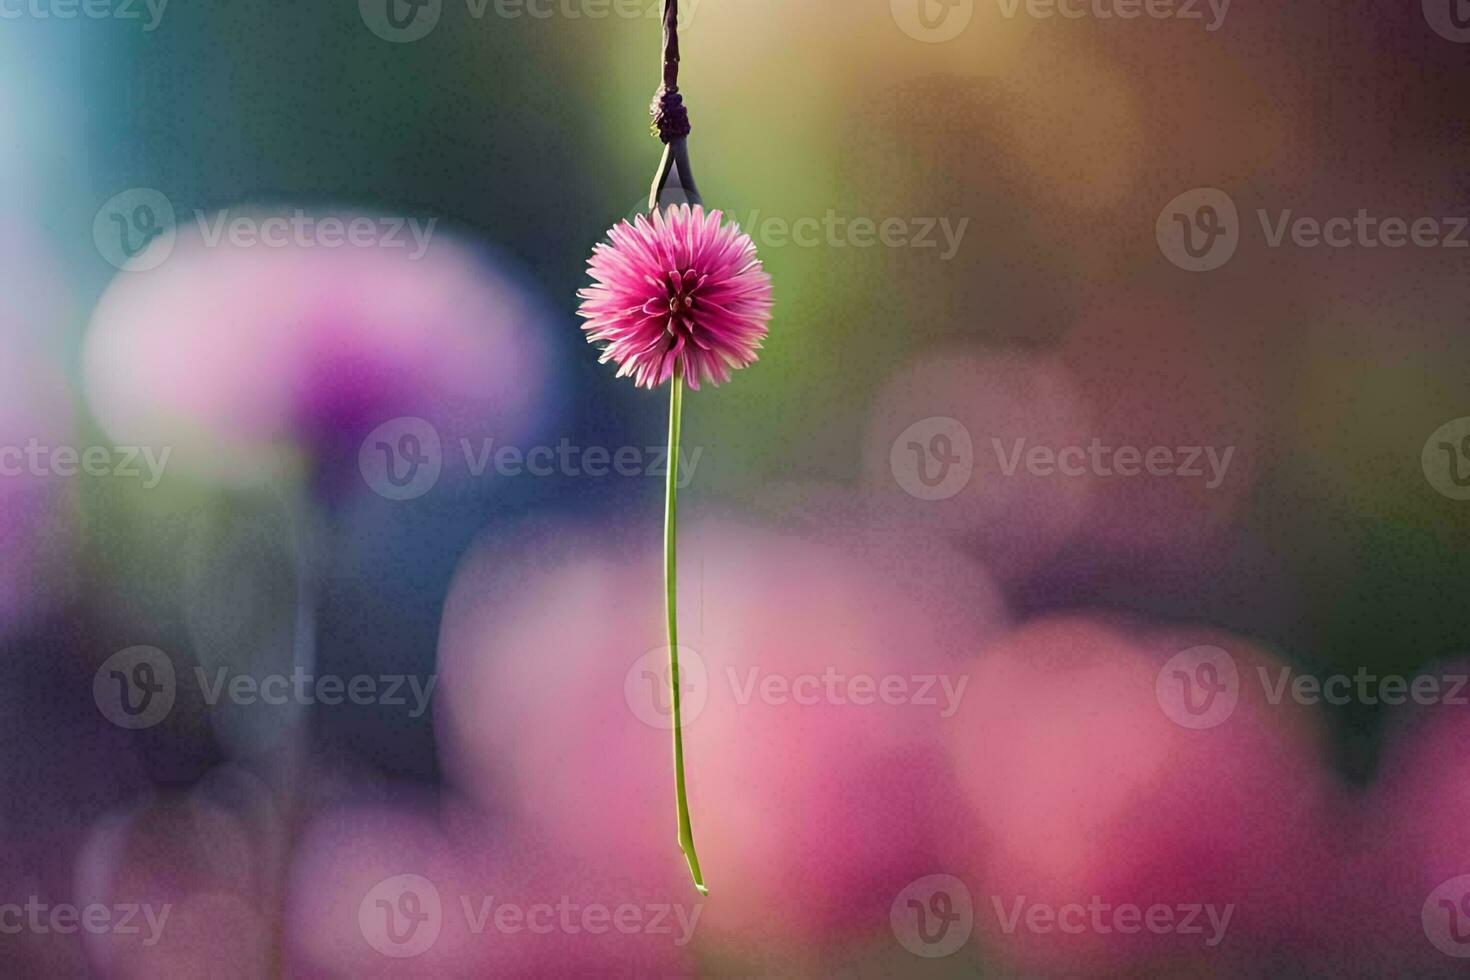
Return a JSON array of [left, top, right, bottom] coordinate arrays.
[[665, 365, 707, 896]]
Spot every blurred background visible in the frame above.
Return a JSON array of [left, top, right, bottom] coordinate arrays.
[[2, 0, 1470, 975]]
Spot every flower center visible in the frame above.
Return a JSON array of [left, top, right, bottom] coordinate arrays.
[[663, 268, 705, 336]]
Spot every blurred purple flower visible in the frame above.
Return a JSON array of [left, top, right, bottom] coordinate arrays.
[[0, 230, 77, 626], [83, 209, 559, 484]]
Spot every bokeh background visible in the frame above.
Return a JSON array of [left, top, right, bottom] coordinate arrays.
[[3, 0, 1470, 975]]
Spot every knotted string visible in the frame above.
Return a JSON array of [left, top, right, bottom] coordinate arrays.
[[648, 0, 700, 209], [650, 0, 690, 142]]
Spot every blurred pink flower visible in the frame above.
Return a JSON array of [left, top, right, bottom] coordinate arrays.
[[751, 480, 1011, 655], [74, 766, 282, 977], [863, 347, 1093, 583], [577, 204, 772, 390], [1056, 294, 1267, 572], [285, 800, 696, 976], [944, 616, 1337, 974], [436, 512, 995, 959], [83, 209, 557, 482], [1348, 664, 1470, 973]]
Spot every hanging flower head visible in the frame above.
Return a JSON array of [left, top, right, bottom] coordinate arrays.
[[573, 0, 771, 897], [577, 204, 773, 390]]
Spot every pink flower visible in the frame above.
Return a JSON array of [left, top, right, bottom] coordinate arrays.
[[577, 204, 773, 390], [83, 212, 557, 482]]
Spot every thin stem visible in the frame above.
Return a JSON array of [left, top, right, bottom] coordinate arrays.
[[651, 0, 705, 896], [649, 143, 674, 212], [664, 364, 707, 895], [649, 140, 701, 211], [670, 138, 701, 207]]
